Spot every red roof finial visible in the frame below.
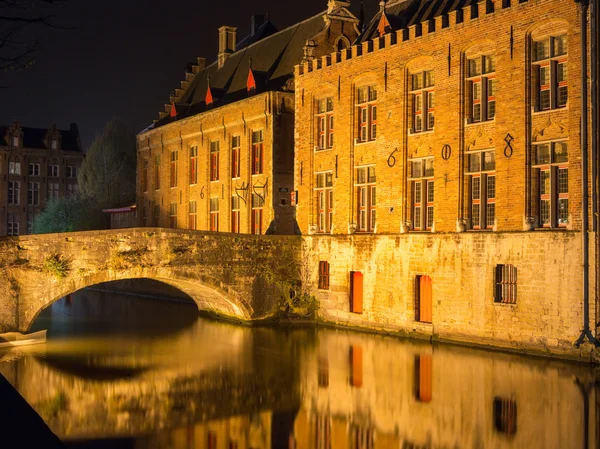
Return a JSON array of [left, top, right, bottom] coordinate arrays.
[[169, 102, 177, 117]]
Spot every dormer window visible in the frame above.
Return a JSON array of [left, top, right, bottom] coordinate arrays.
[[50, 138, 58, 150], [11, 135, 19, 147]]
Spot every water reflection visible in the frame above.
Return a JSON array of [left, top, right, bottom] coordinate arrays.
[[0, 287, 598, 448]]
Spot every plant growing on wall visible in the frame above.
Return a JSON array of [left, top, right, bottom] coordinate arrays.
[[42, 254, 69, 279]]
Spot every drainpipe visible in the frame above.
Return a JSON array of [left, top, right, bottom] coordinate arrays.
[[575, 0, 600, 347], [592, 0, 598, 234]]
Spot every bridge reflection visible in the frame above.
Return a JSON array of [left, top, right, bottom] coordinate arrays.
[[0, 289, 597, 448]]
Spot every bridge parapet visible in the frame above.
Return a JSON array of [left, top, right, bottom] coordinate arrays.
[[0, 228, 303, 332]]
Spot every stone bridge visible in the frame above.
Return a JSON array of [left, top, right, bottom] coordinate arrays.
[[0, 228, 303, 332]]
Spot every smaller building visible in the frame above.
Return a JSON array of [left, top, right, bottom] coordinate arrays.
[[103, 205, 137, 229], [0, 121, 84, 236]]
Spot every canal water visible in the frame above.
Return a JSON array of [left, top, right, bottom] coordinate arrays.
[[0, 284, 597, 449]]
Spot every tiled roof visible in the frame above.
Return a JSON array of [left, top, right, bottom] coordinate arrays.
[[154, 11, 327, 128], [358, 0, 476, 43], [0, 125, 82, 152]]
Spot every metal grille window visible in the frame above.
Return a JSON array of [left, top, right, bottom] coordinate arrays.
[[231, 136, 240, 178], [188, 200, 197, 230], [467, 54, 496, 122], [533, 141, 568, 227], [154, 154, 161, 190], [251, 193, 264, 234], [210, 197, 219, 231], [315, 171, 333, 233], [210, 141, 219, 181], [316, 97, 334, 150], [169, 202, 177, 228], [28, 182, 39, 206], [410, 70, 435, 132], [251, 130, 263, 175], [142, 158, 148, 192], [533, 34, 567, 110], [7, 214, 19, 236], [357, 86, 377, 142], [467, 149, 496, 229], [409, 158, 434, 230], [170, 151, 178, 187], [495, 264, 517, 304], [189, 146, 198, 185], [8, 181, 20, 205], [318, 261, 330, 289], [355, 166, 376, 232], [494, 398, 517, 435], [28, 163, 40, 176], [231, 195, 240, 233]]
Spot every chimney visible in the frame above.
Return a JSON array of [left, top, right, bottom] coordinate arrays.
[[251, 15, 265, 35], [218, 26, 237, 69]]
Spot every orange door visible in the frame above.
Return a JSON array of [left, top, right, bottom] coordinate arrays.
[[350, 271, 363, 313], [419, 275, 432, 323]]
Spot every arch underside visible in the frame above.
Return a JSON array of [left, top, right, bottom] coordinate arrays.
[[21, 271, 253, 332]]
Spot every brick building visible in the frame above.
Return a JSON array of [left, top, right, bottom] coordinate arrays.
[[294, 0, 600, 353], [0, 122, 83, 236], [137, 1, 359, 234]]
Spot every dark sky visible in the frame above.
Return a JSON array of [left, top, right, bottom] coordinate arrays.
[[0, 0, 377, 148]]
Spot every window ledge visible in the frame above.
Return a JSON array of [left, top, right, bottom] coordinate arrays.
[[493, 301, 517, 307], [314, 147, 334, 153], [408, 130, 434, 136], [354, 139, 377, 146], [532, 107, 568, 117], [465, 119, 495, 127]]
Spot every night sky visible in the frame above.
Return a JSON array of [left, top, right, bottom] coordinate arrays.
[[0, 0, 377, 148]]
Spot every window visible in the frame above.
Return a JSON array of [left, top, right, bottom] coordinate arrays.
[[467, 54, 496, 122], [27, 217, 34, 234], [170, 151, 178, 187], [410, 70, 435, 132], [142, 159, 148, 192], [315, 171, 333, 233], [210, 197, 219, 231], [48, 182, 59, 200], [67, 184, 77, 196], [154, 204, 160, 226], [357, 86, 377, 142], [210, 141, 219, 181], [495, 264, 517, 304], [67, 165, 77, 178], [316, 97, 334, 149], [50, 138, 58, 150], [154, 154, 161, 190], [409, 158, 434, 230], [189, 146, 198, 185], [231, 136, 240, 178], [28, 182, 39, 206], [251, 131, 263, 174], [11, 135, 19, 147], [9, 159, 20, 175], [48, 163, 59, 177], [251, 193, 264, 234], [494, 398, 517, 435], [169, 202, 177, 228], [318, 261, 330, 289], [467, 149, 496, 229], [355, 166, 376, 232], [8, 181, 19, 205], [28, 163, 40, 177], [533, 141, 568, 227], [231, 195, 240, 233], [7, 214, 19, 236], [189, 201, 197, 230], [533, 34, 567, 110]]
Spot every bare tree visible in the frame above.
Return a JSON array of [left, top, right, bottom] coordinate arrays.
[[0, 0, 67, 71]]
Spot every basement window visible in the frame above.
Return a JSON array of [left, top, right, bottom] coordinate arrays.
[[494, 264, 517, 304]]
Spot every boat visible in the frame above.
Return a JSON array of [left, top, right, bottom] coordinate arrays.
[[0, 330, 47, 348]]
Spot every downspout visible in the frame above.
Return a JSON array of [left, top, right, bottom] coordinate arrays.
[[575, 0, 599, 347], [590, 0, 599, 336]]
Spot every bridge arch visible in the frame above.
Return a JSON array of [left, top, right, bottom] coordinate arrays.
[[22, 267, 253, 333]]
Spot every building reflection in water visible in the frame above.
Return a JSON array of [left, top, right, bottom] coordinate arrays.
[[0, 287, 597, 448]]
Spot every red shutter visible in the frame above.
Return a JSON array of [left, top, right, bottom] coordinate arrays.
[[350, 271, 363, 313]]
